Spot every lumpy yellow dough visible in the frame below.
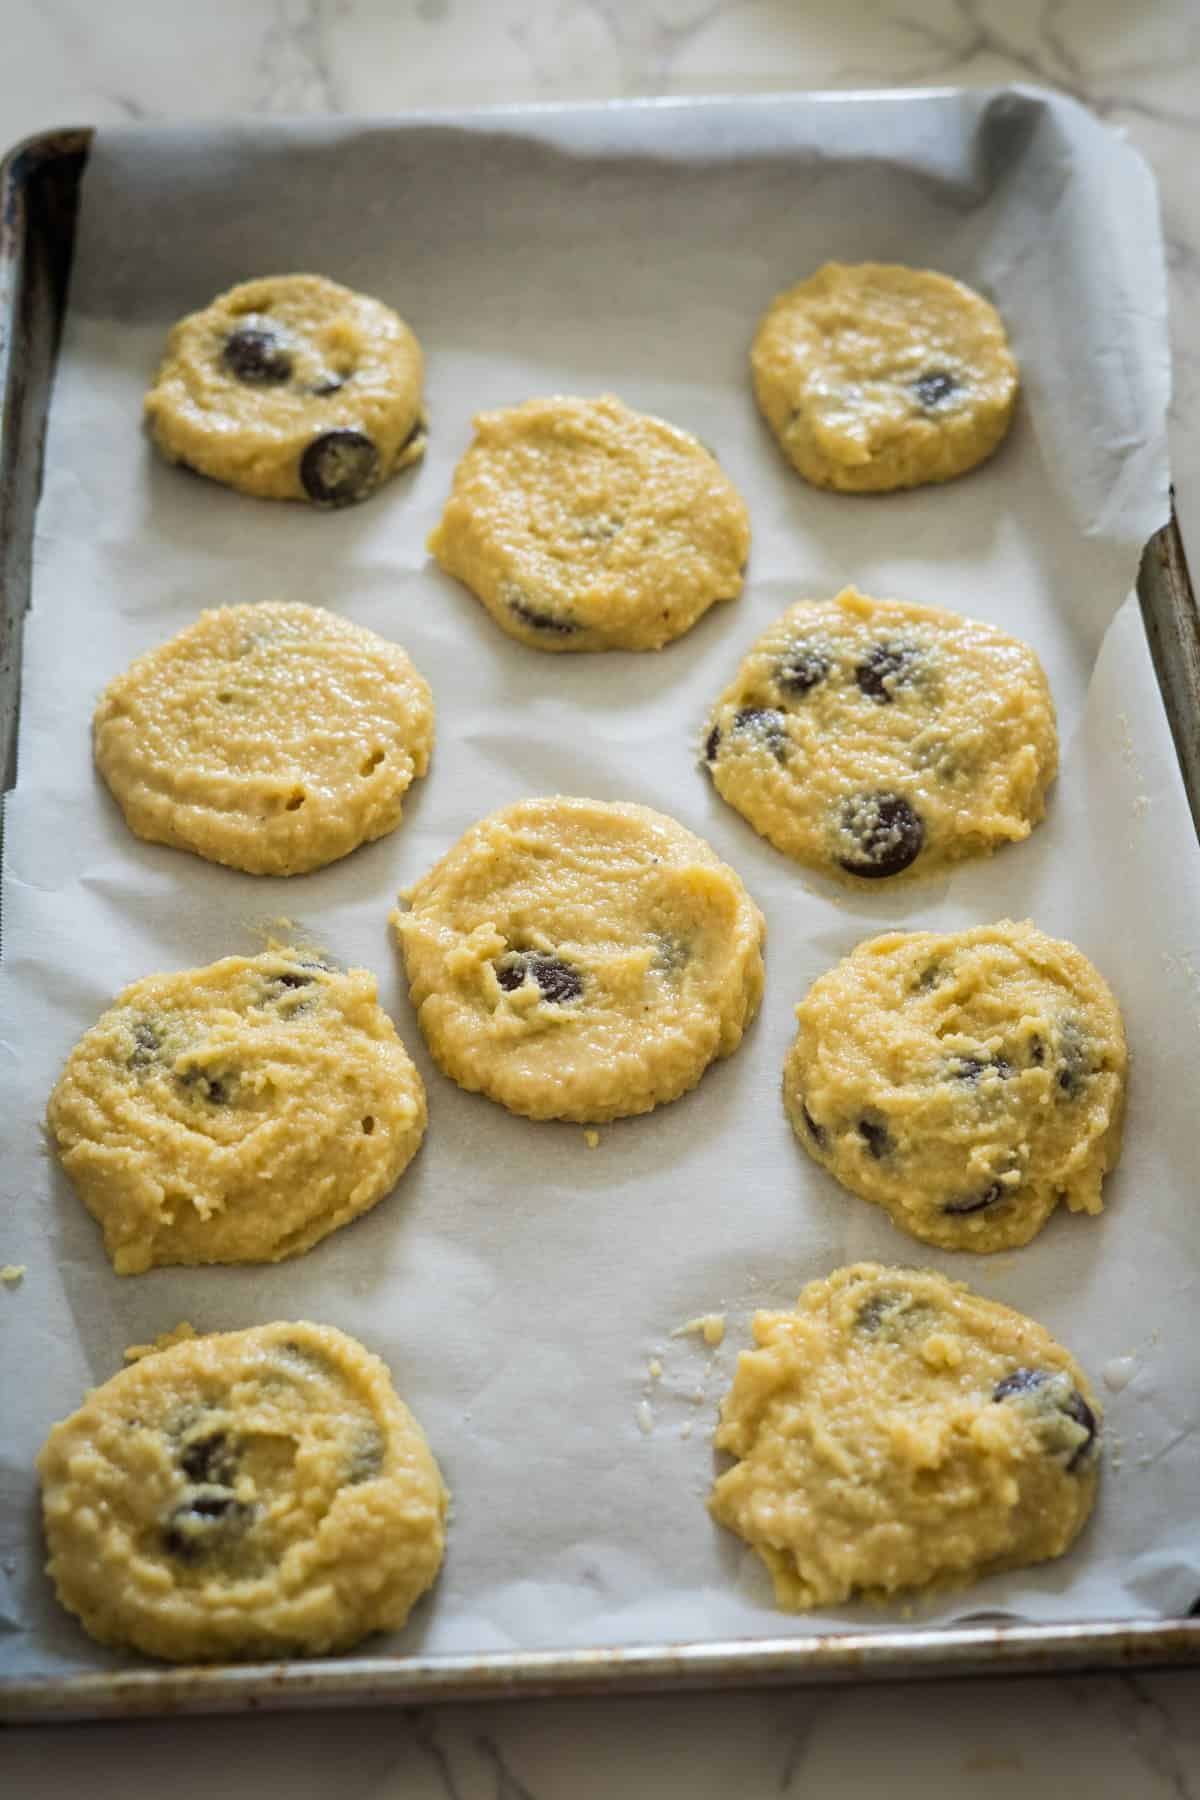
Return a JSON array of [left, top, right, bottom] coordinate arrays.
[[46, 949, 426, 1274], [752, 263, 1018, 492], [94, 601, 434, 877], [784, 921, 1127, 1252], [393, 797, 765, 1121], [703, 587, 1057, 882], [144, 274, 426, 506], [427, 394, 751, 651], [710, 1263, 1100, 1610], [38, 1320, 448, 1662]]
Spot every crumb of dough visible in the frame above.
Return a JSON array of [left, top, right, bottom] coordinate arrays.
[[584, 1129, 600, 1149], [636, 1400, 654, 1436], [648, 1358, 663, 1380], [1, 1264, 26, 1287], [124, 1322, 198, 1363], [673, 1312, 726, 1347]]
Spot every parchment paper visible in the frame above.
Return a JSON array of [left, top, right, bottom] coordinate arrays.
[[2, 90, 1194, 1681]]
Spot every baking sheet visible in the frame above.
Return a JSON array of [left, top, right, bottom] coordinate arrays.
[[1, 90, 1194, 1683]]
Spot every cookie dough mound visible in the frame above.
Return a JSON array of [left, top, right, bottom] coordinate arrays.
[[710, 1263, 1100, 1610], [393, 797, 765, 1121], [38, 1321, 448, 1662], [703, 587, 1057, 882], [47, 949, 426, 1274], [752, 263, 1018, 492], [94, 601, 434, 877], [784, 921, 1126, 1252], [427, 394, 750, 651], [144, 274, 426, 506]]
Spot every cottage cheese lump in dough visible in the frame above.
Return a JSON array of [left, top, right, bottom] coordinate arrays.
[[711, 1263, 1100, 1610], [785, 921, 1127, 1252], [144, 274, 426, 506], [394, 797, 765, 1121], [38, 1321, 448, 1662], [752, 262, 1018, 492], [703, 587, 1056, 883], [428, 394, 751, 651], [46, 949, 427, 1274], [94, 602, 434, 877]]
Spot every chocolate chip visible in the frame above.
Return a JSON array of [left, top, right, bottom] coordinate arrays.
[[496, 953, 583, 1004], [222, 324, 293, 385], [1030, 1035, 1046, 1066], [163, 1491, 253, 1560], [776, 647, 829, 697], [508, 596, 579, 636], [855, 1289, 928, 1333], [732, 706, 789, 761], [704, 723, 721, 763], [179, 1430, 235, 1485], [177, 1065, 233, 1105], [837, 791, 925, 878], [1055, 1021, 1091, 1098], [299, 429, 380, 506], [310, 376, 345, 396], [801, 1103, 827, 1148], [914, 369, 958, 410], [128, 1021, 159, 1069], [993, 1367, 1098, 1471], [347, 1434, 385, 1485], [857, 1116, 892, 1160], [943, 1182, 1004, 1215], [953, 1055, 1013, 1082], [855, 641, 918, 704]]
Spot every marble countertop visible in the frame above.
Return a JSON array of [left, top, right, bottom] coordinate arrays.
[[2, 2, 1199, 1793]]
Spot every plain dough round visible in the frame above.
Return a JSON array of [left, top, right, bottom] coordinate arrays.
[[38, 1321, 448, 1662], [427, 394, 751, 651], [144, 274, 426, 506], [46, 949, 427, 1274], [784, 921, 1127, 1251], [703, 587, 1057, 882], [710, 1263, 1100, 1610], [752, 262, 1018, 492], [393, 796, 765, 1121], [94, 601, 434, 877]]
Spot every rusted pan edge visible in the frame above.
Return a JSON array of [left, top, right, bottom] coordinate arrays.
[[0, 127, 91, 803], [1138, 505, 1200, 835], [5, 1619, 1200, 1724]]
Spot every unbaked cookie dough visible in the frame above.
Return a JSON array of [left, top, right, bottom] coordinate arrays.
[[38, 1320, 448, 1662], [46, 949, 426, 1274], [784, 921, 1127, 1252], [703, 587, 1057, 882], [393, 797, 765, 1121], [144, 274, 426, 506], [710, 1263, 1100, 1610], [427, 394, 751, 651], [752, 262, 1018, 492], [94, 601, 434, 877]]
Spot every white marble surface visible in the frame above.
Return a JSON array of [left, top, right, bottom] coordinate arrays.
[[3, 1, 1200, 1792]]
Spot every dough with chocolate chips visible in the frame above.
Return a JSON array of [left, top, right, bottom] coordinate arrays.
[[393, 797, 765, 1121], [702, 587, 1057, 883], [144, 274, 426, 505], [46, 949, 426, 1273], [427, 394, 750, 651], [38, 1320, 447, 1662], [711, 1263, 1100, 1610], [752, 262, 1018, 492], [94, 601, 434, 877], [784, 921, 1127, 1251]]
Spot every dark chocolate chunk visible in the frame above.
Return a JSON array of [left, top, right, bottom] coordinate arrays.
[[732, 705, 789, 761], [704, 723, 721, 763], [508, 596, 579, 636], [222, 324, 293, 385], [953, 1055, 1013, 1083], [495, 953, 583, 1005], [1055, 1020, 1091, 1098], [854, 640, 918, 704], [914, 369, 958, 410], [801, 1103, 827, 1148], [163, 1491, 253, 1559], [993, 1366, 1098, 1471], [129, 1021, 159, 1069], [177, 1064, 233, 1105], [857, 1116, 893, 1160], [943, 1181, 1004, 1216], [347, 1434, 385, 1485], [310, 375, 346, 396], [837, 791, 925, 879], [495, 962, 526, 994], [179, 1430, 235, 1486], [776, 646, 829, 697], [299, 429, 380, 506]]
